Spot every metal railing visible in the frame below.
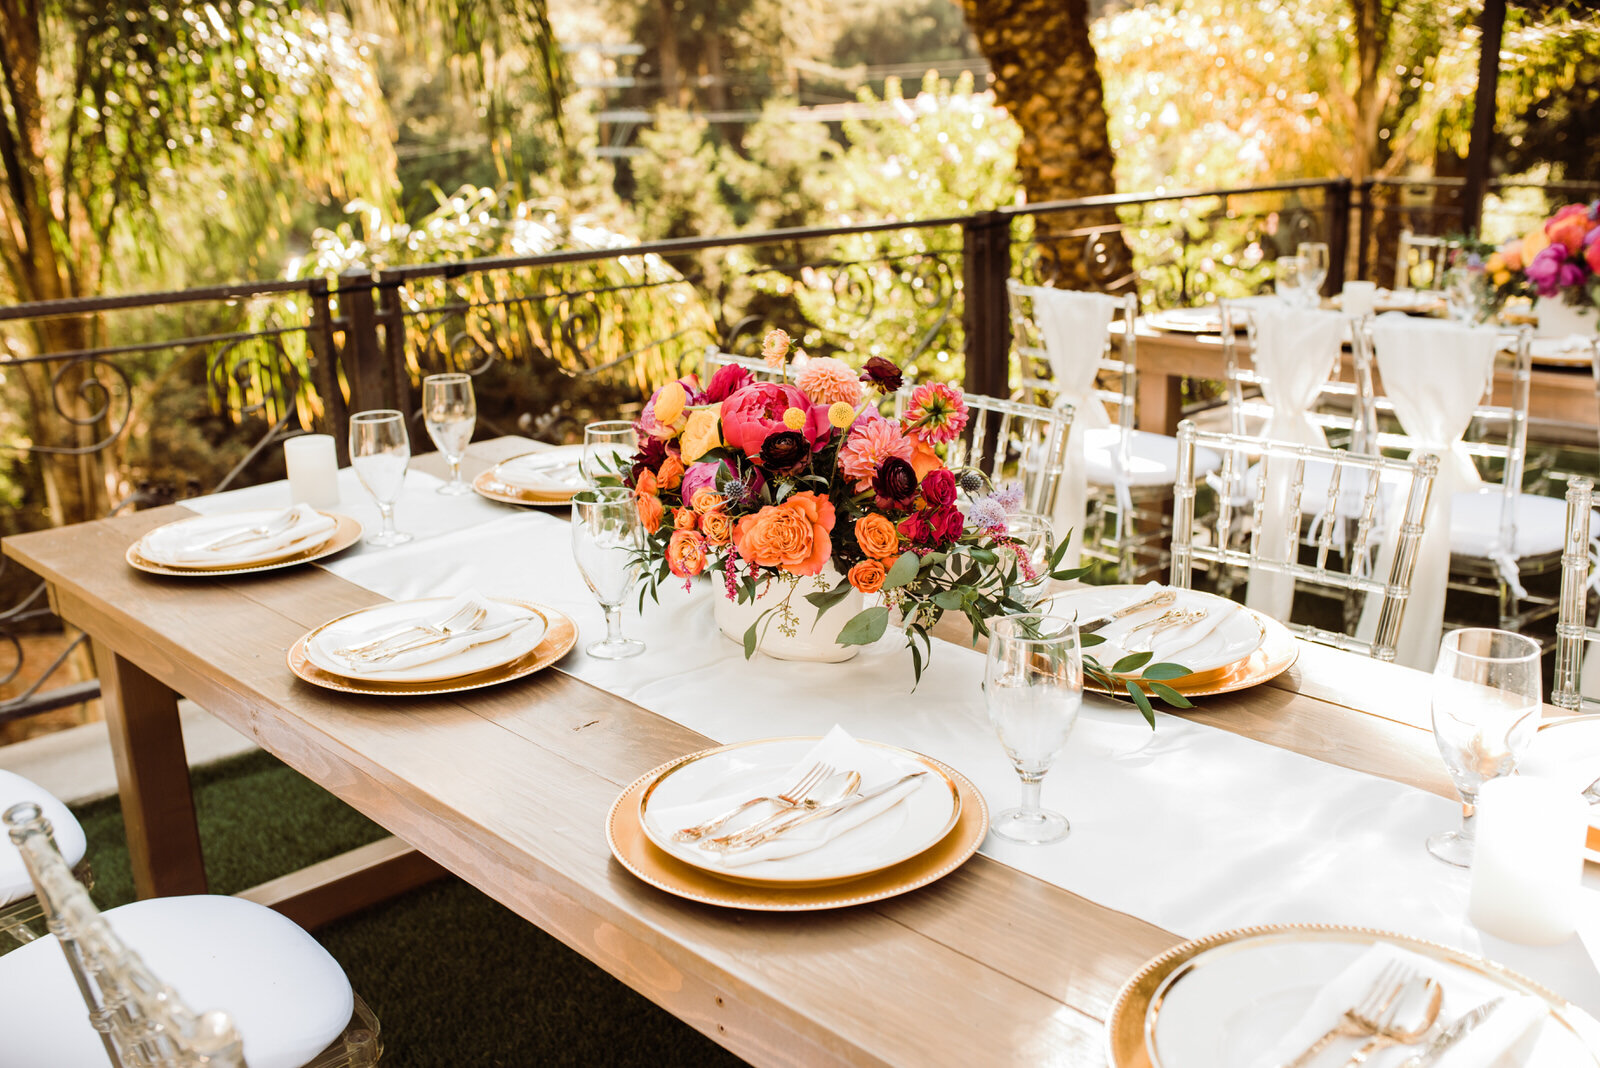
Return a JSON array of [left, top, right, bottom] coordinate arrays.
[[0, 175, 1582, 728]]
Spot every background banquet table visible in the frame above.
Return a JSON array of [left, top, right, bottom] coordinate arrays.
[[5, 435, 1597, 1066]]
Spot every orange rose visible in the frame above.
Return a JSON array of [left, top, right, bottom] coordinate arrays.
[[909, 440, 942, 480], [673, 507, 698, 530], [854, 513, 900, 560], [1547, 214, 1588, 255], [691, 488, 725, 515], [731, 490, 836, 576], [636, 469, 659, 497], [666, 530, 709, 577], [700, 509, 733, 545], [847, 558, 888, 593], [636, 492, 664, 533], [657, 455, 684, 491]]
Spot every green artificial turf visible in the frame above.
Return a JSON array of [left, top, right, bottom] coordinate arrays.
[[70, 750, 746, 1068]]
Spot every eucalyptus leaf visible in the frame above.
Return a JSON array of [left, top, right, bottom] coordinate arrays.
[[1111, 651, 1154, 674], [742, 621, 759, 659], [1140, 662, 1191, 681], [1125, 681, 1157, 728], [1080, 632, 1106, 648], [1147, 681, 1194, 708], [836, 606, 890, 646], [883, 551, 921, 589], [932, 589, 966, 611]]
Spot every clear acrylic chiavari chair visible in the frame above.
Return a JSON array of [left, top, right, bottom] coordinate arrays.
[[0, 770, 89, 952], [700, 345, 787, 385], [1395, 231, 1464, 291], [1553, 476, 1600, 711], [1169, 420, 1440, 661], [1, 802, 382, 1068]]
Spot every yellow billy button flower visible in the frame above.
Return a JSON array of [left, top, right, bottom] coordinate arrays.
[[827, 401, 854, 429], [782, 406, 807, 431], [654, 381, 687, 425]]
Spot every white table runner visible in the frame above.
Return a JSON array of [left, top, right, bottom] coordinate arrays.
[[189, 469, 1600, 1014]]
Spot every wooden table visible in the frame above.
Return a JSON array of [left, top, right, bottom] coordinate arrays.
[[4, 437, 1500, 1066], [1132, 324, 1599, 442]]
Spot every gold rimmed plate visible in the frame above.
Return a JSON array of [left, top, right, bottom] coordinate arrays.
[[636, 737, 963, 889], [1106, 923, 1600, 1068], [608, 749, 986, 910], [127, 513, 362, 578], [472, 468, 576, 508], [1087, 610, 1297, 699], [287, 600, 577, 696]]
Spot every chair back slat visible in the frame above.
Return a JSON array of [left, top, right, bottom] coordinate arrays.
[[1395, 231, 1464, 290], [1554, 476, 1596, 710]]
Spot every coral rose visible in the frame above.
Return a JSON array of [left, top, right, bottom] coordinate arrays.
[[700, 509, 733, 545], [673, 507, 697, 531], [796, 356, 864, 407], [732, 490, 836, 576], [636, 469, 659, 497], [679, 405, 723, 464], [636, 492, 664, 533], [720, 382, 810, 459], [854, 513, 900, 560], [666, 530, 709, 577], [690, 488, 725, 515], [657, 455, 684, 491], [848, 558, 889, 594]]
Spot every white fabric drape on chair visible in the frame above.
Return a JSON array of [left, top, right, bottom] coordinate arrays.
[[1242, 304, 1347, 622], [1025, 285, 1120, 567], [1360, 314, 1500, 669]]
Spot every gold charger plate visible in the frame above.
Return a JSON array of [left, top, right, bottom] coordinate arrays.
[[636, 737, 963, 889], [1105, 923, 1599, 1068], [126, 513, 362, 578], [1087, 608, 1296, 699], [608, 749, 987, 910], [286, 600, 577, 696], [472, 468, 576, 508]]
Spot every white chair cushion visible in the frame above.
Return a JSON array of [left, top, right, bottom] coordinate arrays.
[[0, 771, 86, 906], [1082, 428, 1222, 487], [1243, 458, 1404, 519], [0, 895, 353, 1068], [1449, 489, 1584, 559]]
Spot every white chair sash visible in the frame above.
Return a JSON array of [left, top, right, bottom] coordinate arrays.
[[1024, 284, 1120, 567], [1242, 304, 1346, 621], [1359, 314, 1500, 669]]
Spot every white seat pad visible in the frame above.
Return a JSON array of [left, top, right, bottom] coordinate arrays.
[[0, 895, 353, 1068], [1082, 428, 1222, 487], [0, 771, 86, 906], [1449, 489, 1582, 559]]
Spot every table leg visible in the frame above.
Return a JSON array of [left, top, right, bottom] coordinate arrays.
[[92, 638, 208, 898], [1138, 369, 1185, 436]]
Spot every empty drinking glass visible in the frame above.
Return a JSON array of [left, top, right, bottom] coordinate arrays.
[[571, 488, 645, 659], [349, 409, 413, 547], [581, 420, 637, 488], [998, 512, 1055, 608], [984, 613, 1083, 844], [422, 373, 476, 495], [1445, 266, 1490, 324], [1273, 255, 1308, 307], [1297, 242, 1331, 301], [1427, 628, 1542, 867]]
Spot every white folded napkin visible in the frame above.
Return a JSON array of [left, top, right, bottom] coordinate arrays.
[[496, 450, 585, 494], [1251, 944, 1547, 1068], [147, 505, 337, 566], [648, 726, 925, 871], [1090, 589, 1241, 673], [316, 592, 535, 676], [1530, 335, 1595, 357]]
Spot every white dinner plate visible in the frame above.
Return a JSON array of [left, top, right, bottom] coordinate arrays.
[[638, 737, 961, 887], [1143, 931, 1598, 1068], [137, 508, 338, 569], [1147, 308, 1224, 334], [1520, 715, 1600, 862], [493, 445, 589, 495], [1530, 336, 1596, 368], [1043, 585, 1264, 678], [304, 596, 549, 684]]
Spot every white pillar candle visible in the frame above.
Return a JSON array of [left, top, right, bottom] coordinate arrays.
[[1341, 280, 1378, 319], [284, 434, 341, 510], [1469, 776, 1589, 945]]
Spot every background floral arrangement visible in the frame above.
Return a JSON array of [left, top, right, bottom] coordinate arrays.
[[614, 330, 1191, 723], [1476, 200, 1600, 308]]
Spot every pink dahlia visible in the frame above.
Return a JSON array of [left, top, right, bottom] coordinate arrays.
[[901, 382, 970, 445], [795, 356, 864, 408], [838, 417, 914, 491]]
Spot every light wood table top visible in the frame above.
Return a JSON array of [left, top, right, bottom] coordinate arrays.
[[2, 437, 1500, 1066]]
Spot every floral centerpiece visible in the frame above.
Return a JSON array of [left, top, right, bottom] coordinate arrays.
[[610, 329, 1191, 724], [1480, 200, 1600, 311]]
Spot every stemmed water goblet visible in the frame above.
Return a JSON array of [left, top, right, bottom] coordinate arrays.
[[984, 613, 1083, 844], [1444, 266, 1491, 325], [581, 420, 636, 488], [571, 487, 646, 659], [349, 409, 413, 547], [1427, 628, 1542, 866], [1297, 241, 1330, 302], [1273, 255, 1309, 307], [999, 512, 1056, 608], [422, 373, 476, 495]]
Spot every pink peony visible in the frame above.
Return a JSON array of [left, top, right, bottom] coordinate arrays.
[[719, 381, 811, 459], [838, 417, 914, 491], [795, 357, 864, 407], [901, 382, 970, 445]]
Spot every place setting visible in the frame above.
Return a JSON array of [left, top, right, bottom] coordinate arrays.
[[287, 590, 577, 697], [607, 726, 987, 910], [126, 503, 362, 577]]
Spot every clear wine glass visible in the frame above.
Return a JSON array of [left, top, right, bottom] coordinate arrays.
[[984, 612, 1083, 844], [349, 409, 413, 547], [1297, 242, 1331, 301], [422, 373, 476, 495], [581, 420, 636, 488], [999, 512, 1055, 608], [1273, 255, 1308, 307], [1427, 628, 1542, 866], [1444, 266, 1490, 325], [571, 487, 645, 659]]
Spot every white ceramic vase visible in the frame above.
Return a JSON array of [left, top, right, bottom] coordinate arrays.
[[713, 562, 864, 662], [1535, 296, 1599, 338]]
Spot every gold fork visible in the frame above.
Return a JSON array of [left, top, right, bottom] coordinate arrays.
[[1340, 976, 1443, 1067], [1280, 961, 1415, 1068], [672, 761, 832, 842], [336, 602, 486, 660]]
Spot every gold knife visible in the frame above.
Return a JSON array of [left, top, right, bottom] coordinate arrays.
[[711, 770, 928, 853]]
